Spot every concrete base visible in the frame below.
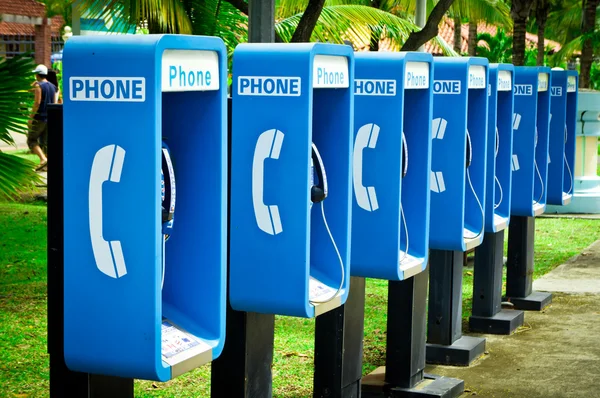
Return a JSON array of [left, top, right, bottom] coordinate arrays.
[[546, 177, 600, 214], [469, 309, 525, 335], [425, 336, 486, 366], [362, 367, 464, 398], [503, 291, 552, 311]]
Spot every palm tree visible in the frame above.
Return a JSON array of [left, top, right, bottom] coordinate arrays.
[[0, 55, 42, 200], [76, 0, 458, 55], [476, 29, 513, 62], [443, 0, 512, 57], [546, 0, 600, 87], [511, 0, 535, 66]]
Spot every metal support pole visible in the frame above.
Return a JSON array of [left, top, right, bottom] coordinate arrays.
[[362, 267, 464, 398], [313, 277, 365, 398], [47, 104, 134, 398], [470, 231, 524, 334], [425, 250, 485, 366], [505, 216, 552, 310], [415, 0, 426, 52], [211, 3, 277, 395], [211, 98, 276, 397], [248, 0, 275, 43]]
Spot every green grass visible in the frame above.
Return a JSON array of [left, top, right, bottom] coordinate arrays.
[[0, 202, 598, 397], [7, 149, 40, 167]]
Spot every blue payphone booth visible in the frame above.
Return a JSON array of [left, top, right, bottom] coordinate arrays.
[[430, 58, 489, 251], [350, 52, 433, 281], [229, 43, 354, 318], [485, 64, 514, 233], [63, 35, 228, 381], [548, 69, 579, 205], [511, 67, 552, 216]]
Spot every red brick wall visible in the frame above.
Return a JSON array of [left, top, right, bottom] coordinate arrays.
[[34, 17, 51, 67]]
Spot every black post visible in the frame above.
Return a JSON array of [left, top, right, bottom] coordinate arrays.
[[425, 250, 485, 366], [505, 216, 552, 310], [47, 104, 134, 397], [210, 97, 276, 397], [313, 276, 365, 398], [361, 267, 464, 398], [470, 231, 524, 334]]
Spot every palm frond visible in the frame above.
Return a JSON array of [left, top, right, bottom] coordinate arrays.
[[0, 152, 42, 200], [451, 0, 512, 29], [189, 0, 247, 52], [0, 55, 36, 145], [74, 0, 192, 34], [276, 5, 416, 49]]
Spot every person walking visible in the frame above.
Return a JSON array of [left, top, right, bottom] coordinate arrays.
[[28, 64, 57, 171]]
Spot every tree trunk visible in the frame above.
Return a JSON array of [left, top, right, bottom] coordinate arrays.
[[291, 0, 326, 42], [401, 0, 456, 51], [580, 0, 600, 88], [370, 28, 380, 51], [468, 20, 477, 56], [511, 0, 535, 66], [453, 16, 462, 53], [536, 0, 549, 66]]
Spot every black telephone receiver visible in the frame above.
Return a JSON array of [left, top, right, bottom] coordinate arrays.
[[402, 132, 408, 178], [161, 142, 176, 237], [311, 143, 328, 203], [466, 131, 473, 168]]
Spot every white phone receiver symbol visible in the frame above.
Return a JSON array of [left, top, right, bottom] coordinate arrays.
[[252, 129, 284, 235], [353, 123, 379, 212], [88, 144, 127, 279]]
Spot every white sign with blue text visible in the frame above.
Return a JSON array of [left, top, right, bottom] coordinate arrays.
[[538, 73, 549, 92], [567, 76, 577, 92], [468, 65, 486, 89], [498, 70, 512, 91], [161, 50, 219, 92], [312, 55, 349, 89], [405, 62, 429, 89]]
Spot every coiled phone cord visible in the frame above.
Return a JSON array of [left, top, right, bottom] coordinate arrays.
[[465, 130, 485, 240], [564, 124, 574, 194], [309, 200, 345, 304]]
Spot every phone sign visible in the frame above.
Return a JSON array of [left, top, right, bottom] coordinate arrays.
[[162, 49, 220, 92], [567, 76, 577, 92], [468, 65, 486, 89], [405, 62, 429, 89], [70, 77, 146, 102], [538, 73, 549, 92], [497, 70, 512, 91], [313, 55, 349, 89]]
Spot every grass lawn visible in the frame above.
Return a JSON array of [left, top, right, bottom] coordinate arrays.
[[0, 201, 598, 397]]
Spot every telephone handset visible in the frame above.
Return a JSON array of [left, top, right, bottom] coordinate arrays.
[[466, 131, 473, 168], [402, 132, 408, 178], [89, 144, 128, 279], [564, 124, 573, 194], [310, 143, 328, 204], [160, 142, 176, 290], [161, 143, 176, 239], [494, 127, 503, 209]]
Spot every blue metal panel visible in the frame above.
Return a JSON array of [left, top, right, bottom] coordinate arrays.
[[485, 64, 514, 233], [229, 43, 354, 318], [63, 34, 228, 381], [548, 69, 579, 205], [430, 57, 489, 252], [350, 52, 433, 281], [511, 66, 552, 216]]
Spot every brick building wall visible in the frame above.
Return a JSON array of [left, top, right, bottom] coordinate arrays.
[[34, 17, 51, 66]]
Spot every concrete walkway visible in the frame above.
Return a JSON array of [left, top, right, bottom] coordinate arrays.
[[426, 239, 600, 398]]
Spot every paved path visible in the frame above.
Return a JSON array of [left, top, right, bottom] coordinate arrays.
[[0, 131, 28, 151], [426, 239, 600, 398]]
